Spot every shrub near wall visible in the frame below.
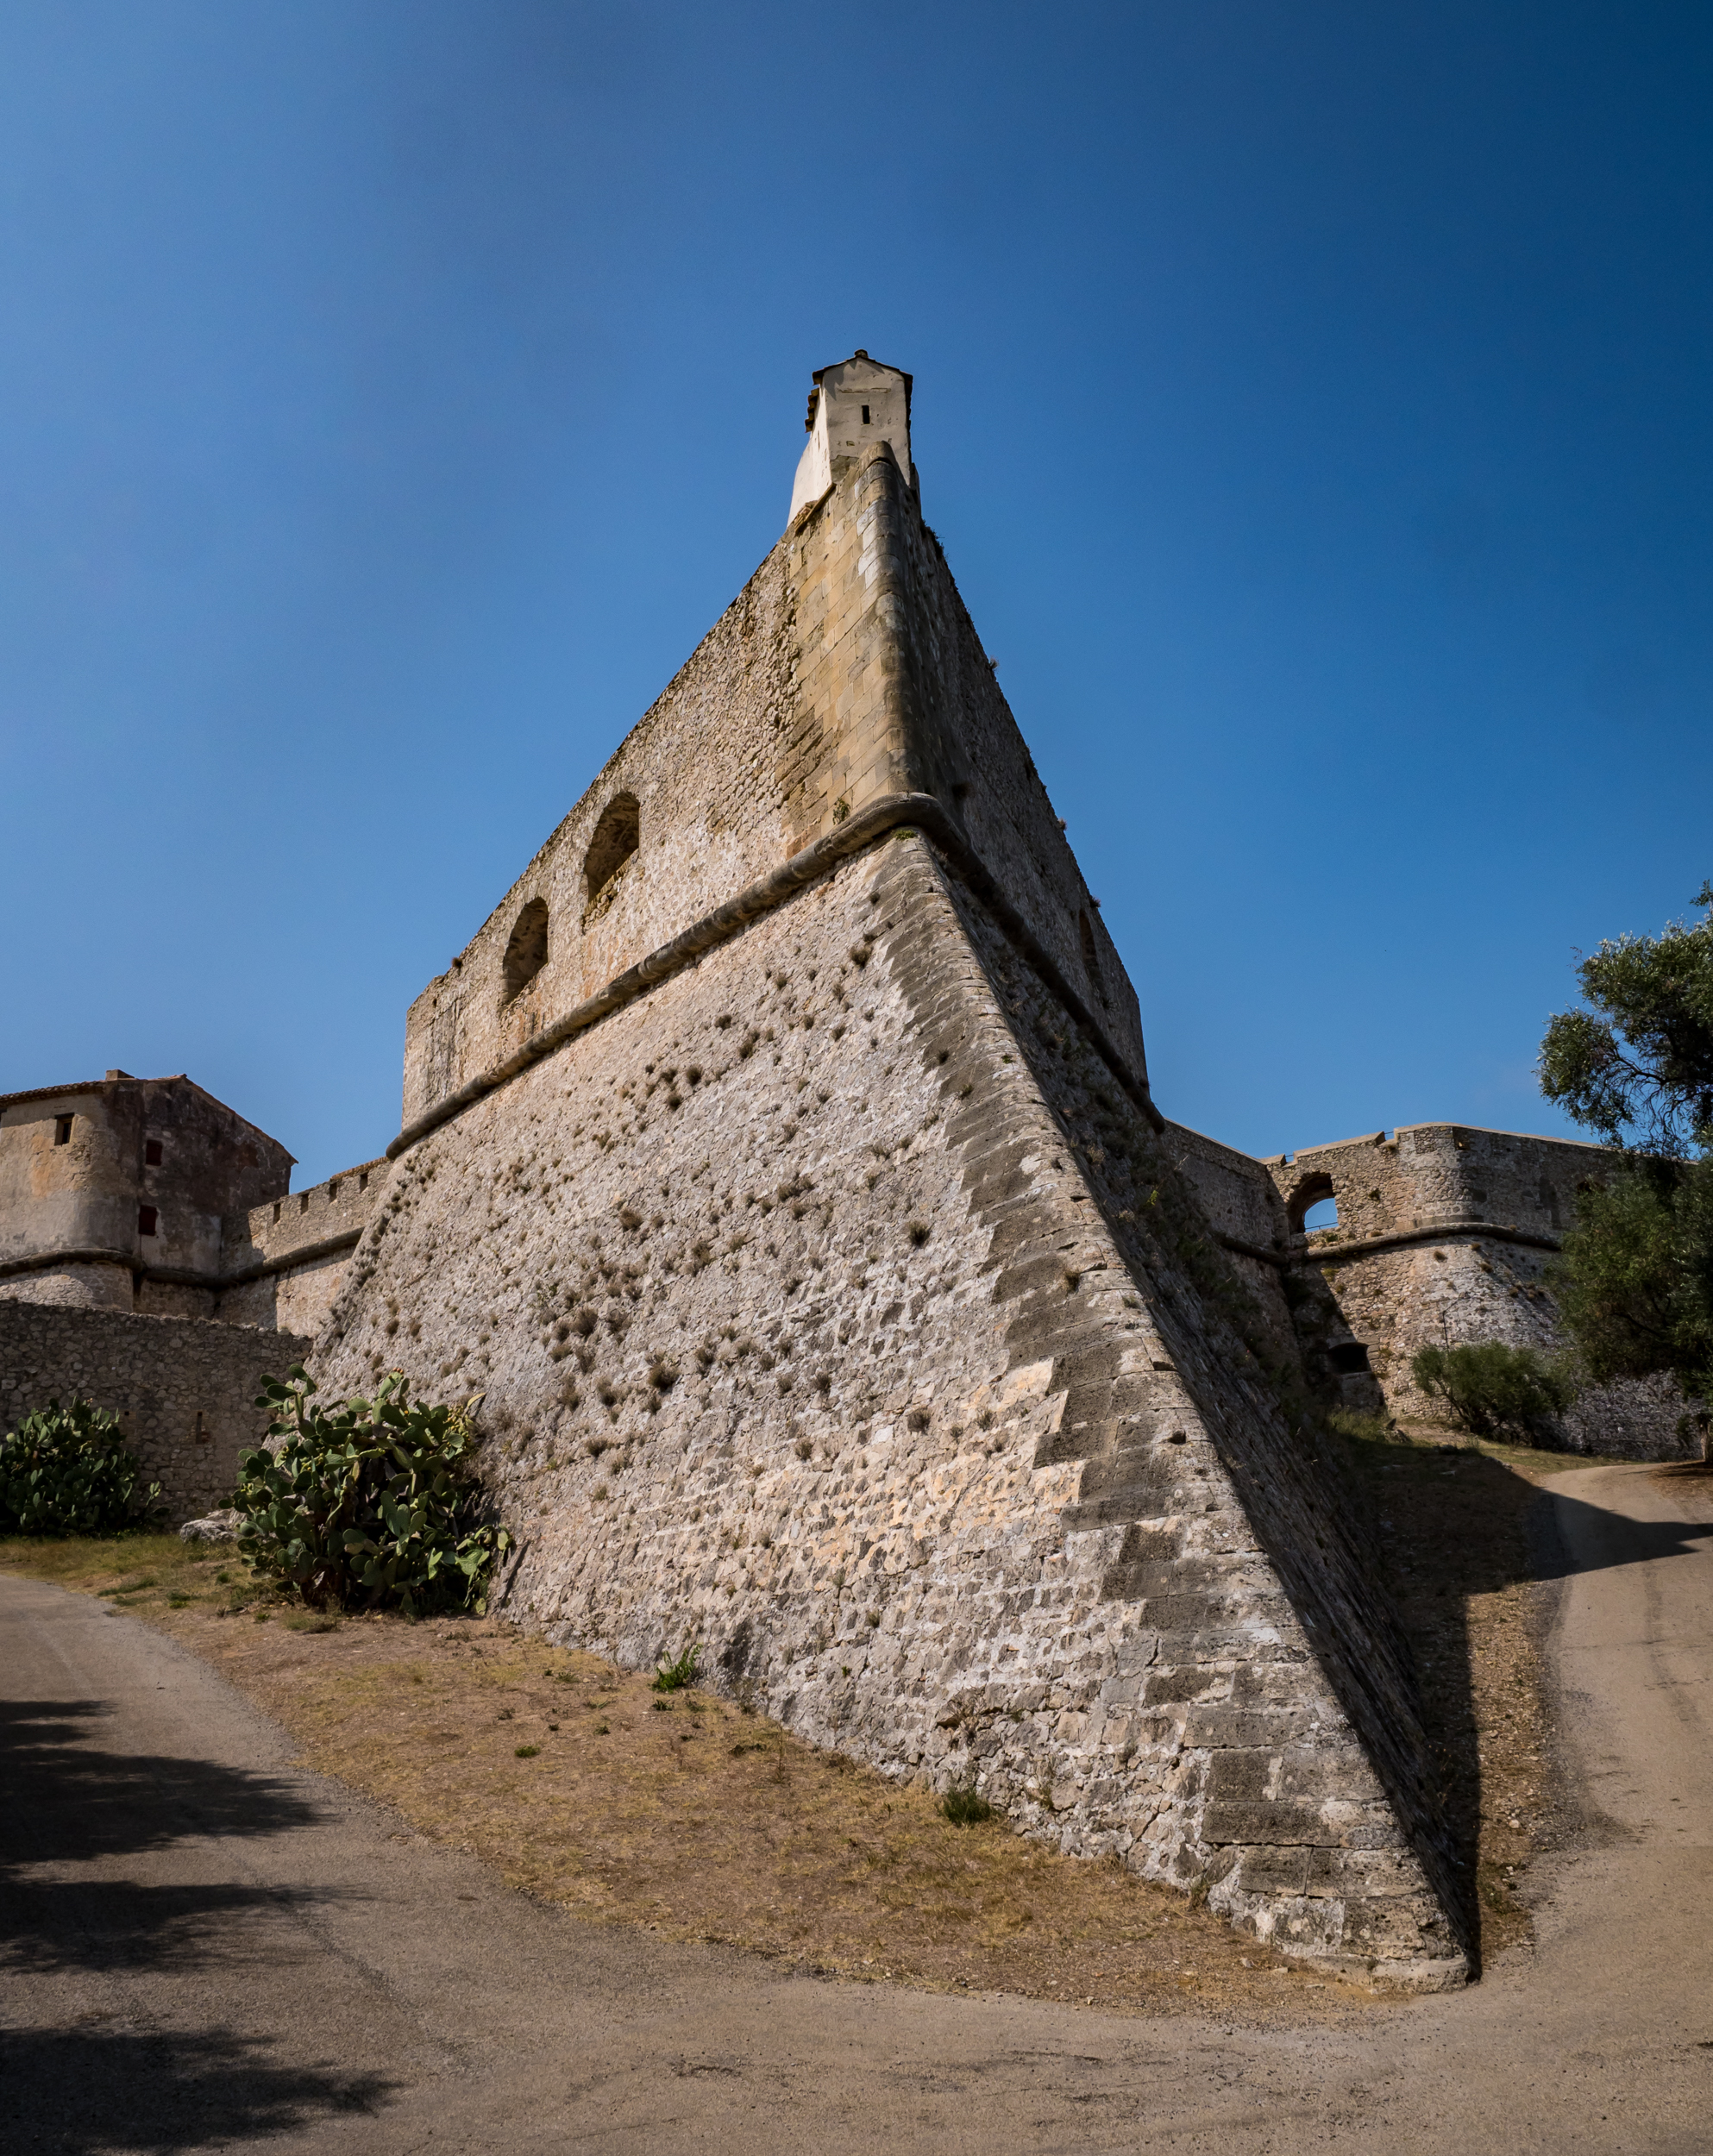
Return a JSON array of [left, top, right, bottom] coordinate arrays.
[[0, 1399, 160, 1535], [1410, 1343, 1575, 1445], [235, 1366, 510, 1615]]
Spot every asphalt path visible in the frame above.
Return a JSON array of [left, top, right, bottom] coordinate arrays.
[[3, 1460, 1711, 2153]]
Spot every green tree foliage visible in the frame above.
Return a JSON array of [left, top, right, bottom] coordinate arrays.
[[1410, 1343, 1575, 1444], [1539, 881, 1713, 1156], [1537, 881, 1713, 1413], [235, 1366, 510, 1615], [0, 1399, 160, 1536], [1553, 1157, 1713, 1404]]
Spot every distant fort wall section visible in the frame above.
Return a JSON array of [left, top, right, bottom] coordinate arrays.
[[1267, 1123, 1698, 1455], [0, 1073, 294, 1315], [0, 1068, 383, 1338]]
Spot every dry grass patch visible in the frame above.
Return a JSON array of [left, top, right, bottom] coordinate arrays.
[[8, 1428, 1616, 2009], [1, 1532, 1368, 2022]]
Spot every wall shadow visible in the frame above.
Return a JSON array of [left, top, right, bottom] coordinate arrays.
[[1532, 1476, 1713, 1583], [1321, 1440, 1713, 1968]]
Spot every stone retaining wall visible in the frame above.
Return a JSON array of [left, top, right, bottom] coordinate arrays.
[[0, 1301, 309, 1521]]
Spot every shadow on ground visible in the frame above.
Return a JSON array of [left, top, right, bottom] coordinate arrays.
[[0, 1699, 323, 1865], [0, 1690, 392, 2146], [0, 1694, 340, 1975], [1318, 1436, 1713, 1969], [0, 2028, 392, 2156]]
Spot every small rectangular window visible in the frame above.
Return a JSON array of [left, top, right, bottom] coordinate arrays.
[[144, 1139, 163, 1166], [328, 1179, 340, 1202], [53, 1116, 72, 1146], [272, 1202, 281, 1225], [861, 404, 870, 424], [138, 1205, 158, 1237], [358, 1172, 368, 1191], [299, 1194, 310, 1213]]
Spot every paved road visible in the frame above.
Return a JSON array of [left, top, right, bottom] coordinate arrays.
[[3, 1461, 1711, 2153]]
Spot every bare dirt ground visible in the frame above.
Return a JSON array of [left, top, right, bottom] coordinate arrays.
[[5, 1448, 1712, 2153], [0, 1420, 1598, 2018]]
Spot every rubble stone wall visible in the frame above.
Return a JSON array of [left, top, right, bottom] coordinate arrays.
[[0, 1300, 309, 1520]]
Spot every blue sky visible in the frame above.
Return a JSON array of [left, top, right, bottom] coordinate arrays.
[[3, 2, 1709, 1184]]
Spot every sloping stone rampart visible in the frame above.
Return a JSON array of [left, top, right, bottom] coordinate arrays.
[[0, 1300, 308, 1520], [315, 834, 1465, 1988]]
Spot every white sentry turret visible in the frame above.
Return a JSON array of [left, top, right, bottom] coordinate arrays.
[[788, 349, 914, 523]]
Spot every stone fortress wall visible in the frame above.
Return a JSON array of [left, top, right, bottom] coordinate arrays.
[[318, 837, 1465, 1990], [310, 373, 1470, 1988], [217, 1157, 389, 1335], [3, 348, 1692, 1977], [1268, 1124, 1698, 1456], [399, 420, 1143, 1141]]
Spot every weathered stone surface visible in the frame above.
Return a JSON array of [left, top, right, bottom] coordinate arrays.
[[315, 824, 1465, 1987], [179, 1507, 240, 1545], [0, 1300, 308, 1520]]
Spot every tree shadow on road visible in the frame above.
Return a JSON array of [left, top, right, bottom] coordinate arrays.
[[0, 1695, 339, 1978], [0, 2026, 394, 2155]]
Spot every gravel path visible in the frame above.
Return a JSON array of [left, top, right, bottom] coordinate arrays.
[[3, 1460, 1710, 2153]]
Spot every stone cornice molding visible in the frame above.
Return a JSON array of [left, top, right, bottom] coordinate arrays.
[[384, 791, 1166, 1163], [0, 1228, 363, 1294]]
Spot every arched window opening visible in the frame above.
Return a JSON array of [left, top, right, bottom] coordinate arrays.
[[1288, 1174, 1338, 1235], [502, 897, 549, 1003], [1077, 909, 1109, 1008], [584, 793, 640, 904]]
